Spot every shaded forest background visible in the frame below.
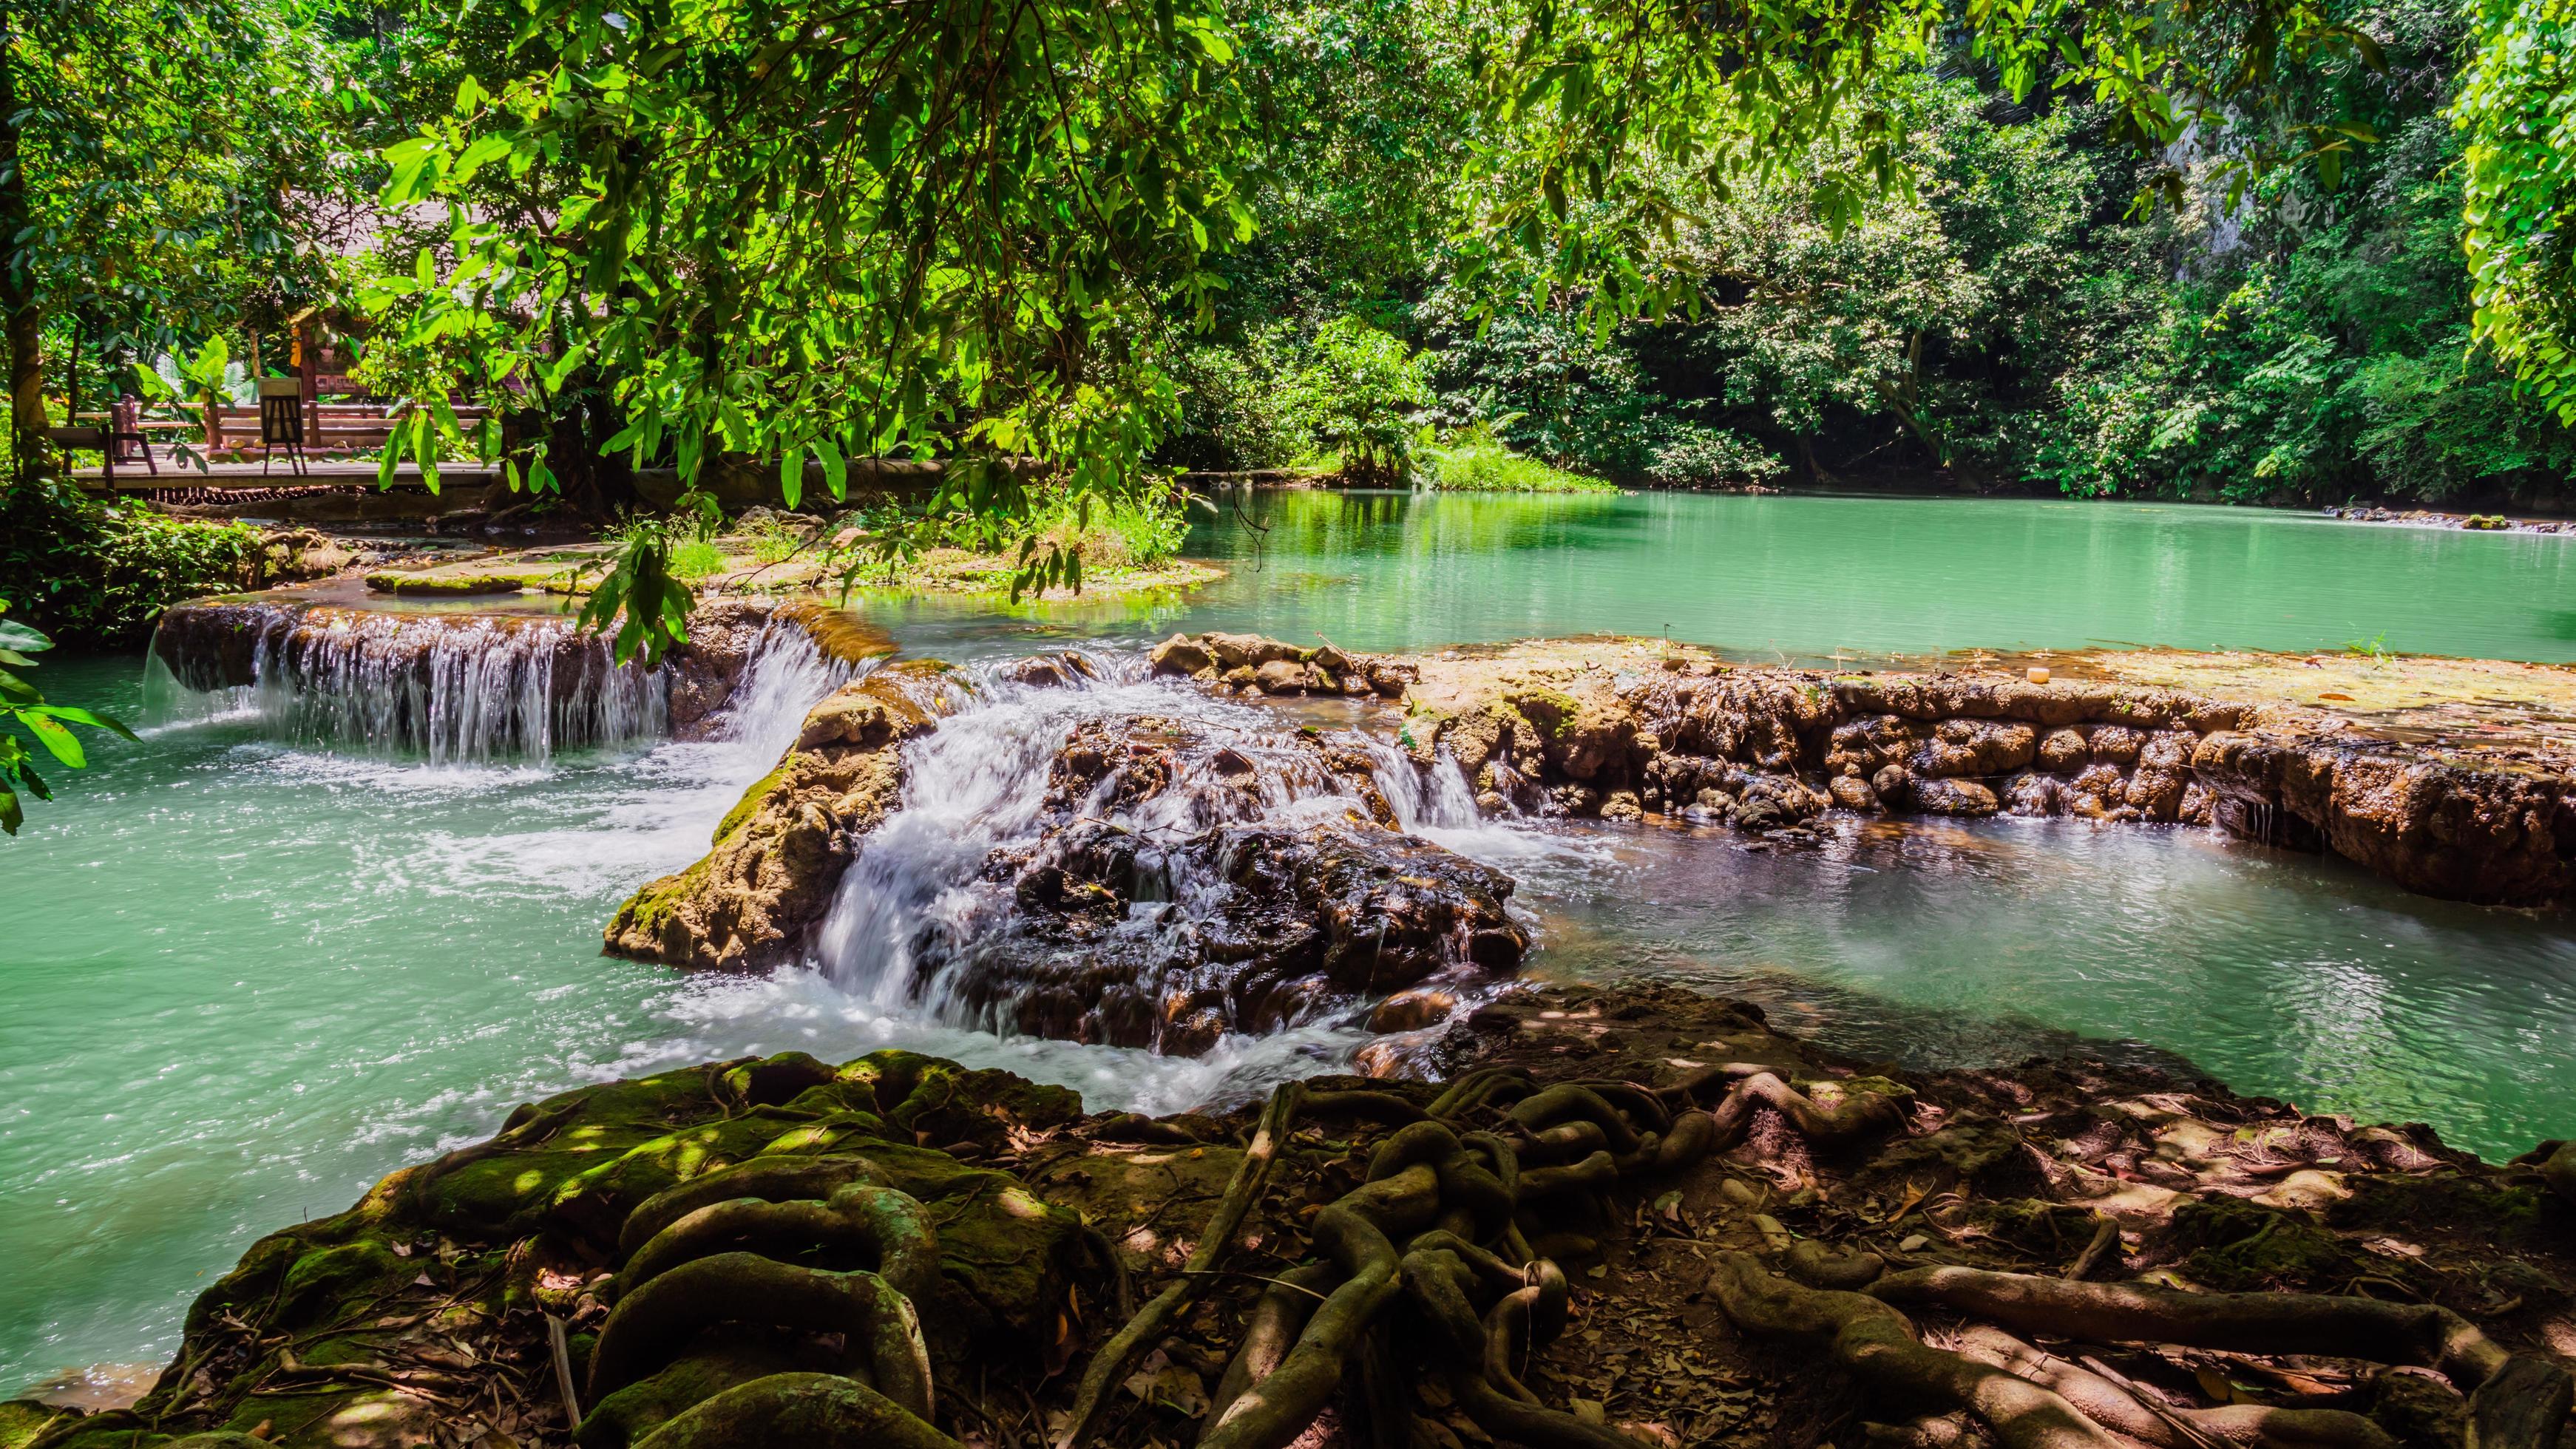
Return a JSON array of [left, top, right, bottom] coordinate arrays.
[[1165, 0, 2576, 506]]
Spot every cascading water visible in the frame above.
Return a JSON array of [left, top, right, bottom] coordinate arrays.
[[810, 651, 1539, 1056], [147, 601, 665, 764]]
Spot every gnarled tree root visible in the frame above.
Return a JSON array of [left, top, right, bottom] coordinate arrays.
[[1057, 1082, 1305, 1449], [1204, 1263, 1338, 1426], [1868, 1266, 2510, 1384], [1712, 1262, 2569, 1449], [1953, 1324, 2400, 1449], [628, 1371, 959, 1449], [1679, 1067, 1910, 1156], [617, 1155, 889, 1260], [1706, 1252, 2129, 1449], [586, 1252, 934, 1420], [1193, 1076, 1681, 1449], [614, 1181, 938, 1306]]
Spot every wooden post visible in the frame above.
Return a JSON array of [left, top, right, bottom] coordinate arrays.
[[291, 309, 319, 447]]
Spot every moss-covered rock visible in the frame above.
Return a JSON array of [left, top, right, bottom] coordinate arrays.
[[603, 668, 950, 971]]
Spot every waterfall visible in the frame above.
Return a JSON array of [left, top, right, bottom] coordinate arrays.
[[711, 622, 869, 764], [809, 649, 1493, 1051], [148, 602, 665, 765]]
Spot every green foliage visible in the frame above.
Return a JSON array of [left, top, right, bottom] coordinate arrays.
[[1645, 424, 1790, 489], [2032, 64, 2576, 503], [366, 0, 1260, 642], [0, 601, 137, 835], [1163, 324, 1310, 470], [7, 0, 379, 466], [579, 513, 701, 665], [840, 474, 1193, 587], [668, 540, 729, 583], [741, 516, 809, 566], [1273, 318, 1432, 482], [0, 472, 265, 645], [2458, 0, 2576, 423], [356, 0, 2390, 658], [1420, 428, 1615, 492]]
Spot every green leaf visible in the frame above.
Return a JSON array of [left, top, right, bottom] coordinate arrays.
[[0, 620, 52, 653], [28, 705, 139, 741], [22, 714, 86, 769], [816, 435, 848, 500]]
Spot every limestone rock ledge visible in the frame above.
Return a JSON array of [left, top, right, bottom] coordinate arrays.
[[1153, 632, 2576, 908], [603, 663, 955, 971]]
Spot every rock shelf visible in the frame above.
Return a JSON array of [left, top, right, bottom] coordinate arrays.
[[1149, 634, 2576, 908]]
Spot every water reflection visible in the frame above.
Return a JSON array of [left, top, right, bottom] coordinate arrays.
[[1139, 490, 2576, 664]]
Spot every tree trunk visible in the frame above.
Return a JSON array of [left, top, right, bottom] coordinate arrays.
[[0, 35, 47, 481]]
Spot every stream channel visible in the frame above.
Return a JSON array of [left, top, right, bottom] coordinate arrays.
[[7, 491, 2575, 1396]]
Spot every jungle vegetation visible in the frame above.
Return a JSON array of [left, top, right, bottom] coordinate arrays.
[[1, 0, 2569, 665]]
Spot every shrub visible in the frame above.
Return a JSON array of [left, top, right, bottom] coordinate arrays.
[[0, 475, 265, 647], [1276, 317, 1434, 483], [1420, 428, 1616, 492], [1643, 424, 1789, 489], [668, 539, 729, 580]]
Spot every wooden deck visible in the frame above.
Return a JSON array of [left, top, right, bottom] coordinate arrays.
[[71, 457, 501, 492]]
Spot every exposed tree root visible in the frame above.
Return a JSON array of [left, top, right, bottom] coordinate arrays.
[[1708, 1252, 2129, 1449], [1057, 1082, 1305, 1449], [2543, 1141, 2576, 1207], [613, 1183, 938, 1306], [1706, 1258, 2569, 1449], [586, 1252, 934, 1418], [1953, 1324, 2399, 1449], [1869, 1266, 2511, 1383], [1673, 1065, 1911, 1154], [615, 1156, 891, 1261], [623, 1372, 955, 1449], [43, 987, 2573, 1449], [1205, 1264, 1337, 1426]]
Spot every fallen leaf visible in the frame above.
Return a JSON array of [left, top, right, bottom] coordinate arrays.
[[1122, 1359, 1210, 1419], [1881, 1179, 1932, 1224]]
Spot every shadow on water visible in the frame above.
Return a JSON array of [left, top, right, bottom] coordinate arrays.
[[1502, 811, 2576, 1159]]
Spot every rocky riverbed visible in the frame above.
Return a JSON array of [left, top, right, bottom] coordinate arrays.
[[10, 982, 2571, 1449]]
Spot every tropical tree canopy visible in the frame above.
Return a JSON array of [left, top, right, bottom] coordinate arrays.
[[2458, 0, 2576, 423], [362, 0, 2380, 656]]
